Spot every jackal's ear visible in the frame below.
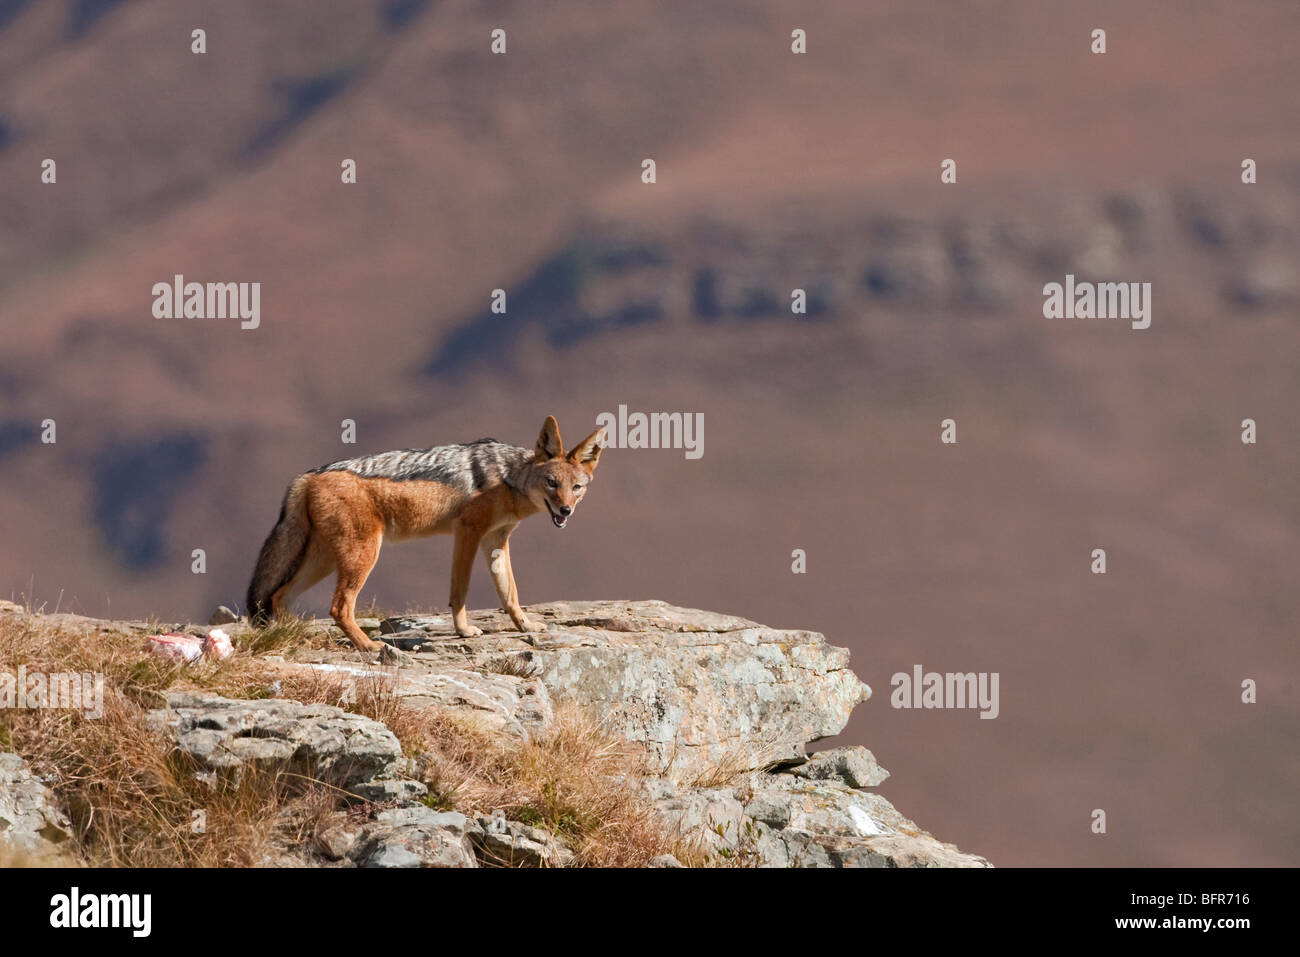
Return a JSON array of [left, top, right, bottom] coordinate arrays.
[[568, 427, 606, 474], [535, 415, 564, 462]]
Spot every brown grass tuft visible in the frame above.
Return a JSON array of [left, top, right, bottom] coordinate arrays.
[[409, 704, 686, 867], [484, 651, 542, 678]]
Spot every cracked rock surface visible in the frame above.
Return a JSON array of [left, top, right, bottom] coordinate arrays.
[[378, 599, 872, 782], [645, 771, 990, 868], [0, 753, 75, 861], [146, 691, 412, 795]]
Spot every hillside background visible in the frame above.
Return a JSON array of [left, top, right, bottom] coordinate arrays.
[[1, 0, 1297, 866]]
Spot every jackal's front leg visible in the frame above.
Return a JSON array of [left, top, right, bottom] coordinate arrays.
[[449, 522, 484, 637], [481, 526, 541, 633]]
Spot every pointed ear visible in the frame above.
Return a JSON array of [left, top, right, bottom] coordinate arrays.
[[535, 415, 564, 462], [567, 426, 606, 474]]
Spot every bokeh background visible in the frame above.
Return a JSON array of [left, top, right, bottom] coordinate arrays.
[[1, 1, 1297, 866]]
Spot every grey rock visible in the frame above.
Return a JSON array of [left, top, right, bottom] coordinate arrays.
[[760, 829, 986, 868], [744, 790, 794, 830], [383, 600, 870, 782], [789, 746, 890, 788], [364, 844, 425, 868], [642, 777, 746, 857], [744, 779, 896, 838], [208, 605, 239, 625], [146, 692, 404, 793], [377, 643, 413, 667], [649, 853, 684, 868], [265, 661, 554, 742], [354, 807, 480, 868], [375, 806, 476, 834], [380, 614, 453, 635], [645, 774, 989, 869], [478, 808, 509, 835], [351, 778, 428, 804], [0, 753, 74, 861], [395, 671, 552, 739], [472, 811, 576, 867], [316, 823, 363, 861]]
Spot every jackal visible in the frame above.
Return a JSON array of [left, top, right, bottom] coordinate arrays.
[[246, 416, 605, 654]]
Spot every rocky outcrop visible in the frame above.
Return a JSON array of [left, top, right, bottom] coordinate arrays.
[[0, 752, 75, 862], [305, 599, 982, 867], [378, 600, 871, 782], [22, 599, 985, 867]]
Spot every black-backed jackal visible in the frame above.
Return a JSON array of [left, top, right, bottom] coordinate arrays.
[[246, 416, 605, 654]]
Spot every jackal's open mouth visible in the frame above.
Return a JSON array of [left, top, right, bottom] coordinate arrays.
[[546, 502, 568, 528]]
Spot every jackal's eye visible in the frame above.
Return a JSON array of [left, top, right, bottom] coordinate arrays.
[[573, 484, 584, 492], [546, 478, 558, 489]]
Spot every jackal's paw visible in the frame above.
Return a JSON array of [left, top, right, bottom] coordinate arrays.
[[455, 624, 483, 638], [513, 615, 544, 633]]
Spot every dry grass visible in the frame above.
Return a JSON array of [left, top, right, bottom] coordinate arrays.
[[233, 612, 339, 656], [676, 729, 799, 791], [484, 651, 542, 678], [683, 750, 763, 790], [0, 609, 345, 866], [15, 701, 339, 866], [409, 704, 692, 867], [0, 607, 700, 867]]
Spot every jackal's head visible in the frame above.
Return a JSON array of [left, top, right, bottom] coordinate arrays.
[[526, 415, 605, 529]]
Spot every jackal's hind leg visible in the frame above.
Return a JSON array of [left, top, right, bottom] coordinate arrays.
[[328, 533, 388, 654]]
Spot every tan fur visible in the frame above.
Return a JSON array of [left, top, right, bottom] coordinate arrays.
[[248, 416, 605, 654]]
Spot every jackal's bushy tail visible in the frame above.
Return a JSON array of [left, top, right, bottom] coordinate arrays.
[[246, 478, 311, 624]]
